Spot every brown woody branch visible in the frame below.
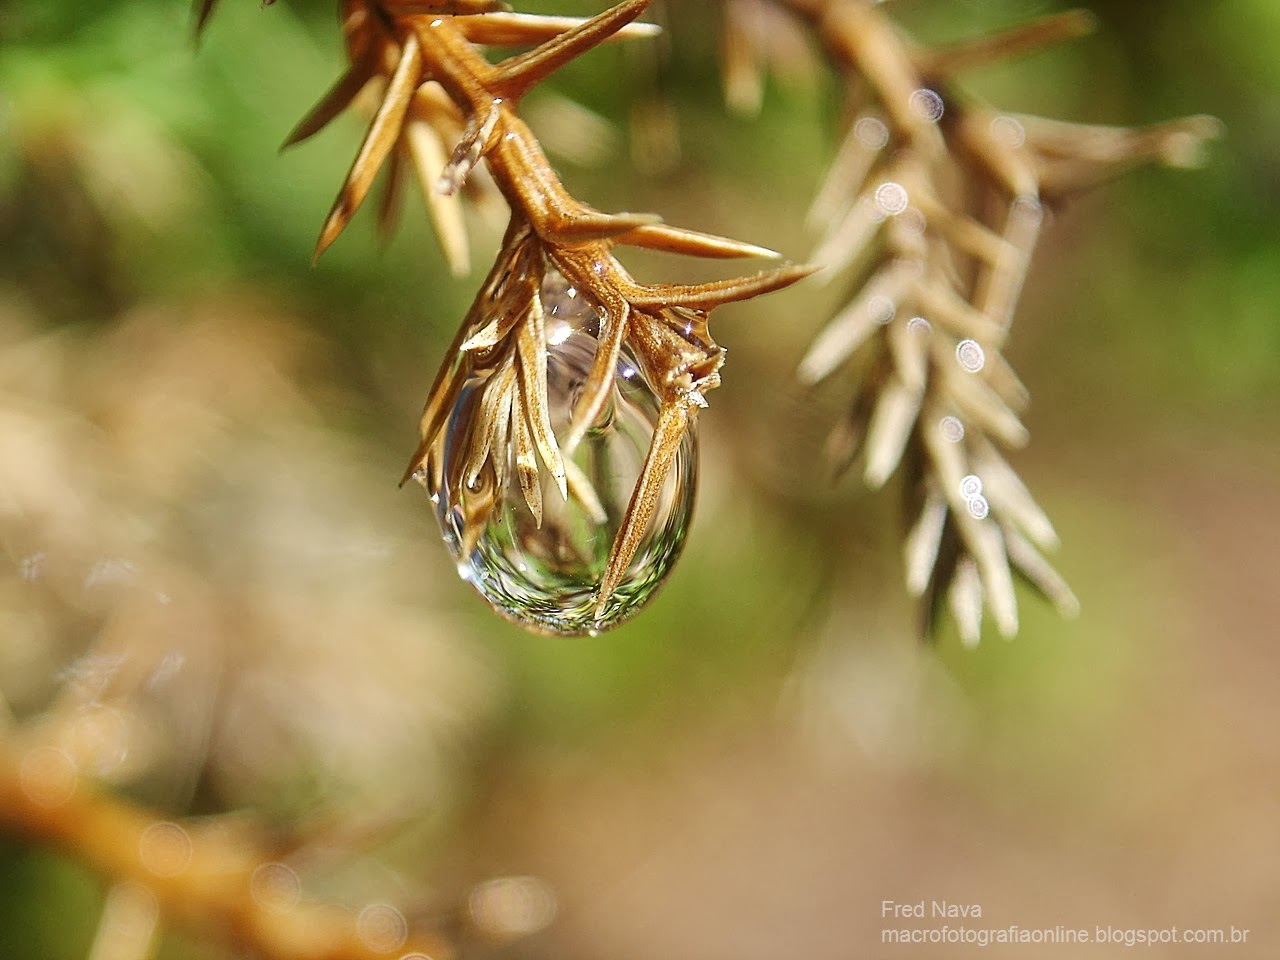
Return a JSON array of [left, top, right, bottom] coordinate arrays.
[[0, 740, 451, 960]]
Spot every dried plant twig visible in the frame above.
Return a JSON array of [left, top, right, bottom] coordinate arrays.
[[203, 1, 811, 624], [727, 0, 1220, 641], [326, 2, 813, 618], [0, 738, 452, 960]]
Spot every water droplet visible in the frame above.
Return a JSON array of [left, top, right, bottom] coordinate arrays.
[[854, 116, 889, 149], [956, 339, 986, 373], [422, 270, 696, 636], [939, 416, 965, 442], [907, 316, 932, 335], [908, 88, 945, 123], [873, 181, 909, 216], [959, 474, 983, 500], [966, 495, 990, 520], [990, 115, 1025, 148], [868, 294, 896, 325]]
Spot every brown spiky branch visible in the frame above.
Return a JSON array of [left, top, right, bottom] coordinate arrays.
[[248, 0, 812, 619], [197, 1, 813, 620], [728, 0, 1219, 641]]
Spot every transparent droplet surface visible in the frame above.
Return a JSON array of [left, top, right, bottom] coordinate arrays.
[[908, 88, 945, 123], [956, 338, 986, 373], [939, 415, 965, 443], [874, 181, 909, 216], [868, 294, 896, 326], [854, 115, 890, 149], [966, 494, 990, 520], [421, 273, 696, 636], [990, 115, 1026, 148]]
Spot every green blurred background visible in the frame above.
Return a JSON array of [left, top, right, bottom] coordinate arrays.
[[1, 0, 1278, 957]]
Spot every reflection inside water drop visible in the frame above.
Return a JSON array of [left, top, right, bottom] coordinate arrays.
[[418, 270, 696, 636]]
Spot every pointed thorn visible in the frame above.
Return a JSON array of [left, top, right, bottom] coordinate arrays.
[[404, 118, 471, 275], [616, 223, 783, 259], [281, 59, 375, 151], [630, 263, 818, 310], [492, 0, 654, 98], [312, 34, 422, 261], [595, 402, 689, 618], [312, 205, 350, 265], [917, 9, 1097, 77], [455, 12, 660, 47]]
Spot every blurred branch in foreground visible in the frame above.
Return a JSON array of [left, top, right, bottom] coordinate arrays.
[[0, 295, 516, 958], [0, 738, 453, 960]]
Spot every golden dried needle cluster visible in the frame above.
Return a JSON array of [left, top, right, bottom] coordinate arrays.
[[727, 1, 1220, 641], [208, 0, 810, 617]]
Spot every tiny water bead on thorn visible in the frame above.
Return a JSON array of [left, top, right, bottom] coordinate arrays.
[[869, 294, 896, 325], [908, 88, 945, 123], [854, 115, 890, 150], [873, 181, 910, 216], [959, 474, 989, 520], [414, 267, 697, 637], [939, 415, 965, 442], [955, 338, 986, 373]]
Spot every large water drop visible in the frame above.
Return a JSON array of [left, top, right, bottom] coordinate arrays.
[[419, 271, 696, 636]]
